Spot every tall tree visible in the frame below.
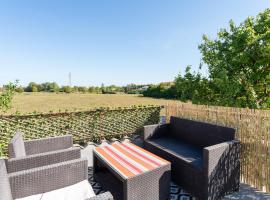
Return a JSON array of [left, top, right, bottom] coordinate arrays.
[[199, 9, 270, 108]]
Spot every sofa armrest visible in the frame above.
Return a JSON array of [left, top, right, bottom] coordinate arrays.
[[8, 158, 88, 199], [6, 147, 81, 173], [203, 140, 240, 177], [143, 124, 170, 140], [88, 192, 114, 200]]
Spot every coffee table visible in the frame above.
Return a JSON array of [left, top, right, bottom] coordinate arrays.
[[93, 141, 171, 200]]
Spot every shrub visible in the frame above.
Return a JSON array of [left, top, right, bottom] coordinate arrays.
[[78, 86, 88, 93], [0, 82, 17, 111], [15, 87, 24, 93], [61, 86, 73, 93]]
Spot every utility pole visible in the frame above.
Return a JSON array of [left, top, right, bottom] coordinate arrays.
[[68, 72, 72, 87]]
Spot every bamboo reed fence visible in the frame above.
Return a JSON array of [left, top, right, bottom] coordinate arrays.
[[164, 102, 270, 193]]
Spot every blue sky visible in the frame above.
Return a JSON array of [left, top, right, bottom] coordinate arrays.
[[0, 0, 269, 87]]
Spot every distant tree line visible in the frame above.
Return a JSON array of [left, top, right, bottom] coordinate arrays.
[[142, 82, 177, 99], [11, 82, 150, 95], [143, 9, 270, 109]]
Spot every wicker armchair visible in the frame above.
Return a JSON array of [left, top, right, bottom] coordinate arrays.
[[143, 116, 240, 200], [7, 133, 84, 170], [3, 134, 114, 199], [0, 158, 113, 200]]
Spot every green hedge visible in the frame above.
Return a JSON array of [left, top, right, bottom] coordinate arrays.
[[0, 105, 161, 156]]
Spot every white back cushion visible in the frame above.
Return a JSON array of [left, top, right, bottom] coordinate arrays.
[[11, 131, 26, 158], [15, 180, 95, 200]]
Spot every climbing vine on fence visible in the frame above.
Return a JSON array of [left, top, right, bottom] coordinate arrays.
[[0, 105, 161, 156]]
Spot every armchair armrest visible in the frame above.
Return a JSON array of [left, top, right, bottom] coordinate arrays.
[[143, 124, 170, 140], [88, 192, 114, 200], [9, 158, 88, 199], [203, 140, 241, 177], [6, 147, 81, 173]]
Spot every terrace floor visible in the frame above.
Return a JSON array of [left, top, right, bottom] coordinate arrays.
[[81, 137, 270, 200]]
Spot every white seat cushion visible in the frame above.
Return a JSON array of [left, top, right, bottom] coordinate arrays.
[[16, 180, 95, 200]]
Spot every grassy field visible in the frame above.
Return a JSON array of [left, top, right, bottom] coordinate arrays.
[[2, 92, 177, 115]]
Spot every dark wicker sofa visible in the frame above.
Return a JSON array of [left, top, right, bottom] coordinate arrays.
[[143, 116, 240, 200]]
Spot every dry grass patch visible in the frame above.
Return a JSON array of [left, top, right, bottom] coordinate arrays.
[[2, 92, 177, 115]]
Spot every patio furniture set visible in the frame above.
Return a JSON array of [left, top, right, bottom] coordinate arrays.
[[0, 117, 240, 200]]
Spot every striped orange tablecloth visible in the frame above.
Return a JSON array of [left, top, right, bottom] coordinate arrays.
[[94, 141, 170, 179]]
